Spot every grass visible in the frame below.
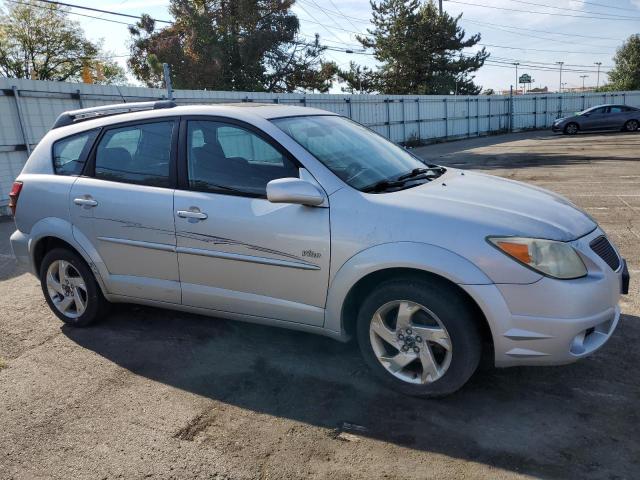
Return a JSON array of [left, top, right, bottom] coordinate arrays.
[[0, 357, 6, 370]]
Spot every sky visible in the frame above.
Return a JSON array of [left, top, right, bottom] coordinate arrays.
[[12, 0, 640, 93]]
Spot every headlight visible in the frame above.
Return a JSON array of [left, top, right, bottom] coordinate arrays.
[[488, 237, 587, 279]]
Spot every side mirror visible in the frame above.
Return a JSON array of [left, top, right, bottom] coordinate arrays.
[[266, 178, 325, 206]]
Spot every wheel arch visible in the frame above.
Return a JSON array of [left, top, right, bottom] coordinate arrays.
[[28, 217, 109, 296], [325, 242, 495, 348]]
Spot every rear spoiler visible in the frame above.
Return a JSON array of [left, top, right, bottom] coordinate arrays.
[[51, 100, 177, 129]]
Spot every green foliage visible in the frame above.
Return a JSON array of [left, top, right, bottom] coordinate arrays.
[[128, 1, 337, 92], [0, 0, 125, 84], [356, 0, 488, 95], [482, 88, 495, 95], [337, 61, 377, 93], [607, 34, 640, 91]]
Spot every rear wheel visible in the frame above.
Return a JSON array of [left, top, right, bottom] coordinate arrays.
[[624, 119, 639, 132], [564, 123, 579, 135], [40, 248, 109, 327], [356, 278, 482, 397]]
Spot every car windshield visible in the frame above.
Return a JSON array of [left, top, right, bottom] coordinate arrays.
[[272, 115, 441, 191]]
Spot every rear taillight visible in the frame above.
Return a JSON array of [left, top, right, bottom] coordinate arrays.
[[8, 181, 23, 216]]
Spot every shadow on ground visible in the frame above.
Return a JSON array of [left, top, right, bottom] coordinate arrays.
[[63, 305, 640, 479]]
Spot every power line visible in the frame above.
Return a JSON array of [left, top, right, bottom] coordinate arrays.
[[462, 19, 618, 50], [570, 0, 640, 13], [296, 2, 346, 43], [503, 0, 640, 20], [33, 0, 172, 24], [297, 0, 370, 24], [327, 0, 363, 31], [478, 43, 610, 55], [5, 0, 133, 25], [446, 0, 640, 21], [462, 18, 624, 42]]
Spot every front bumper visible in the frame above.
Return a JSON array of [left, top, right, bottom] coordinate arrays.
[[463, 228, 626, 367], [551, 123, 564, 132]]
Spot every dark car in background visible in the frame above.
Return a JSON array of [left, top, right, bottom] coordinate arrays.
[[552, 104, 640, 135]]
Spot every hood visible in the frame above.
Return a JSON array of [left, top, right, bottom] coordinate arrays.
[[382, 169, 596, 242]]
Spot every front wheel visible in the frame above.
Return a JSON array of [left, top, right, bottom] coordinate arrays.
[[624, 119, 639, 132], [356, 278, 482, 397], [564, 123, 579, 135], [40, 248, 109, 327]]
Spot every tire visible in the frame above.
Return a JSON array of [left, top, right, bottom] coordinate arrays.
[[39, 248, 109, 327], [624, 119, 639, 132], [356, 277, 482, 398], [564, 123, 579, 135]]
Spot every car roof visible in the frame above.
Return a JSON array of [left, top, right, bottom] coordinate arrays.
[[48, 103, 337, 139]]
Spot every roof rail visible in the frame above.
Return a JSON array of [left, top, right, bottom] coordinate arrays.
[[51, 100, 177, 129]]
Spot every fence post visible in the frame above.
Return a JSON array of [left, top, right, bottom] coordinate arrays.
[[400, 98, 406, 143], [475, 98, 480, 136], [346, 97, 352, 119], [466, 96, 470, 138], [76, 89, 84, 108], [444, 98, 448, 139], [12, 86, 31, 155], [416, 98, 421, 143], [509, 86, 514, 132], [386, 98, 391, 139], [487, 97, 491, 133]]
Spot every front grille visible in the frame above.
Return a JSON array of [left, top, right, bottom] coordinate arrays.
[[590, 236, 620, 271]]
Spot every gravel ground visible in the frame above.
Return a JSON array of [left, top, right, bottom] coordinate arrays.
[[0, 130, 638, 480]]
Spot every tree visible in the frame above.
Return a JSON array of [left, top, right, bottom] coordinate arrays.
[[337, 61, 377, 93], [607, 34, 640, 91], [356, 0, 488, 95], [128, 1, 336, 92], [0, 0, 126, 84], [482, 88, 495, 95]]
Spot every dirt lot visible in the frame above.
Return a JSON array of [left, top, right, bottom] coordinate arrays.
[[0, 131, 638, 480]]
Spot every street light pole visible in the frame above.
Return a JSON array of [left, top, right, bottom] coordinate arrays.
[[595, 62, 602, 89], [513, 62, 519, 95], [556, 61, 564, 93], [580, 75, 588, 91]]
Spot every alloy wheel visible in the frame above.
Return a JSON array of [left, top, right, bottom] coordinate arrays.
[[565, 124, 578, 135], [46, 260, 88, 319], [626, 120, 638, 132], [369, 300, 452, 385]]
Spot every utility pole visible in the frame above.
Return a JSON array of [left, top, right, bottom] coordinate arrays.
[[580, 75, 588, 91], [439, 0, 443, 15], [556, 61, 564, 93], [513, 62, 519, 95], [594, 62, 602, 89]]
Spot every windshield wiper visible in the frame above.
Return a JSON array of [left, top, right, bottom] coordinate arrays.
[[361, 179, 407, 193], [396, 166, 445, 181]]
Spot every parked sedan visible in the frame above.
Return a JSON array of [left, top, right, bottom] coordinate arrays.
[[552, 104, 640, 134]]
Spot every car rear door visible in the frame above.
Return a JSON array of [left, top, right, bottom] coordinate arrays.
[[173, 117, 330, 326], [70, 118, 181, 303]]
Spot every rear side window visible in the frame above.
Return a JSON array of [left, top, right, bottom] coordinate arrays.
[[94, 121, 174, 188], [53, 129, 98, 175]]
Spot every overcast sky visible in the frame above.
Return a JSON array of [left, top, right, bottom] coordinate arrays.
[[33, 0, 640, 93]]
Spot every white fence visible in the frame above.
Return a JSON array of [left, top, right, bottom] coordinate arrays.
[[1, 77, 639, 212]]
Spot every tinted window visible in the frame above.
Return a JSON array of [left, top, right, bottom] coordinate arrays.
[[609, 106, 624, 113], [95, 122, 174, 187], [187, 120, 297, 196], [53, 129, 98, 175], [591, 107, 607, 114]]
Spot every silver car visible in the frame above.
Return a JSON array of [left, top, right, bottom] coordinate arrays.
[[9, 102, 629, 397], [552, 104, 640, 134]]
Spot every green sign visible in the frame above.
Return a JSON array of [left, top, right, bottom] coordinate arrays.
[[519, 74, 532, 84]]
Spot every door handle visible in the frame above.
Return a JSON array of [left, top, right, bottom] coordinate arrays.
[[177, 210, 208, 220], [73, 197, 98, 207]]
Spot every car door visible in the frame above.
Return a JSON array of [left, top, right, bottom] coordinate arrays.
[[579, 107, 608, 130], [173, 117, 330, 326], [607, 106, 627, 129], [70, 119, 181, 303]]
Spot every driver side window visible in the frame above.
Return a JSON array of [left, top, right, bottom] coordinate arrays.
[[187, 120, 298, 197]]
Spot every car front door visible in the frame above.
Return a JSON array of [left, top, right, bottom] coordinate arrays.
[[70, 119, 181, 303], [579, 107, 608, 130], [173, 118, 330, 326]]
